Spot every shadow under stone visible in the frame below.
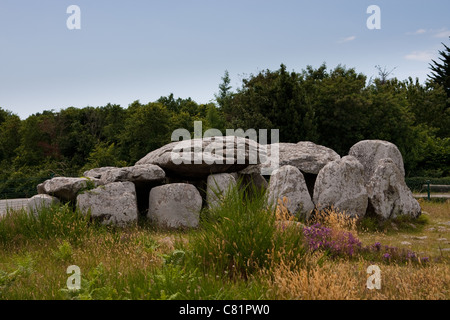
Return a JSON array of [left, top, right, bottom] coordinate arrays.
[[134, 181, 165, 217], [302, 172, 317, 200]]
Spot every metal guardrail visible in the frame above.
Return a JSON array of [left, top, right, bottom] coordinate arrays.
[[422, 184, 450, 192], [422, 180, 450, 201]]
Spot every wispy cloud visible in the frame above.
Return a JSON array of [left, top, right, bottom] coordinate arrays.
[[337, 36, 356, 44], [407, 29, 427, 35], [406, 27, 450, 38], [433, 28, 450, 38], [404, 50, 436, 62]]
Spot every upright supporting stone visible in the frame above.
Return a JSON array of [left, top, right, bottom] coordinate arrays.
[[367, 158, 421, 219], [27, 194, 60, 216], [148, 183, 202, 229], [206, 173, 237, 209], [349, 140, 405, 184], [313, 156, 368, 218], [77, 182, 139, 227], [267, 165, 314, 219]]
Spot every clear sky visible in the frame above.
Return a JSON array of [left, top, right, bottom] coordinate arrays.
[[1, 0, 449, 119]]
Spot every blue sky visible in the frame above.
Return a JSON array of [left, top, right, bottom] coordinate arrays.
[[1, 0, 450, 119]]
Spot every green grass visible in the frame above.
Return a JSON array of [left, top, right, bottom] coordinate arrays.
[[0, 188, 449, 300], [0, 203, 94, 246], [186, 181, 306, 279], [358, 214, 430, 234]]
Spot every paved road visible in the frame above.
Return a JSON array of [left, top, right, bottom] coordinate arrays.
[[0, 198, 29, 217], [413, 194, 450, 199]]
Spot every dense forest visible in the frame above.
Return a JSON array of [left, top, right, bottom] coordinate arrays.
[[1, 43, 450, 198]]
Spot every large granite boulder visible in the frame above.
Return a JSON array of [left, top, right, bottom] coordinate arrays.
[[27, 194, 60, 216], [242, 141, 340, 176], [148, 183, 202, 229], [206, 173, 237, 209], [76, 181, 139, 227], [99, 164, 165, 185], [267, 165, 314, 219], [136, 136, 264, 178], [83, 167, 117, 179], [313, 156, 368, 218], [37, 177, 101, 201], [367, 158, 421, 219], [349, 140, 405, 183]]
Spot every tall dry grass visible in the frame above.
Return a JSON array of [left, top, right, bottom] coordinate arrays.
[[1, 192, 448, 300], [311, 206, 358, 233], [265, 254, 450, 300]]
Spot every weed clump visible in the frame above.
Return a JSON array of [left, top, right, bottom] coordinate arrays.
[[187, 183, 305, 279]]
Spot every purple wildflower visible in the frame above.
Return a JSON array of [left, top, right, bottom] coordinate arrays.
[[406, 251, 416, 260], [302, 223, 362, 257], [373, 242, 382, 251]]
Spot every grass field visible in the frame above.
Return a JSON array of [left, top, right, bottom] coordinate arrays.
[[0, 189, 449, 300]]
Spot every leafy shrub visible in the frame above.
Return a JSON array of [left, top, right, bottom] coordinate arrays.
[[52, 240, 73, 262], [0, 253, 35, 298]]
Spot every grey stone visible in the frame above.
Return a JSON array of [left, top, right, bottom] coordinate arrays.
[[366, 158, 421, 220], [206, 173, 237, 209], [136, 136, 264, 178], [83, 167, 118, 179], [100, 164, 165, 185], [37, 177, 101, 201], [349, 140, 405, 183], [148, 183, 202, 229], [267, 165, 314, 219], [239, 172, 269, 193], [242, 141, 340, 176], [76, 181, 139, 227], [27, 194, 60, 215], [313, 156, 368, 218]]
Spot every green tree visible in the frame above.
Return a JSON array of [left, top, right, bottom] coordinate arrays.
[[224, 64, 318, 142], [81, 142, 127, 174], [205, 103, 225, 133], [0, 107, 12, 125], [119, 101, 172, 163], [215, 70, 233, 115], [429, 37, 450, 99], [405, 77, 449, 138], [101, 103, 127, 145], [364, 78, 429, 174], [13, 115, 45, 167], [0, 111, 21, 163], [57, 107, 96, 168], [304, 64, 368, 154]]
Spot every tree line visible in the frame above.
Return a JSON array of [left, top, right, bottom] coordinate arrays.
[[1, 41, 449, 198]]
